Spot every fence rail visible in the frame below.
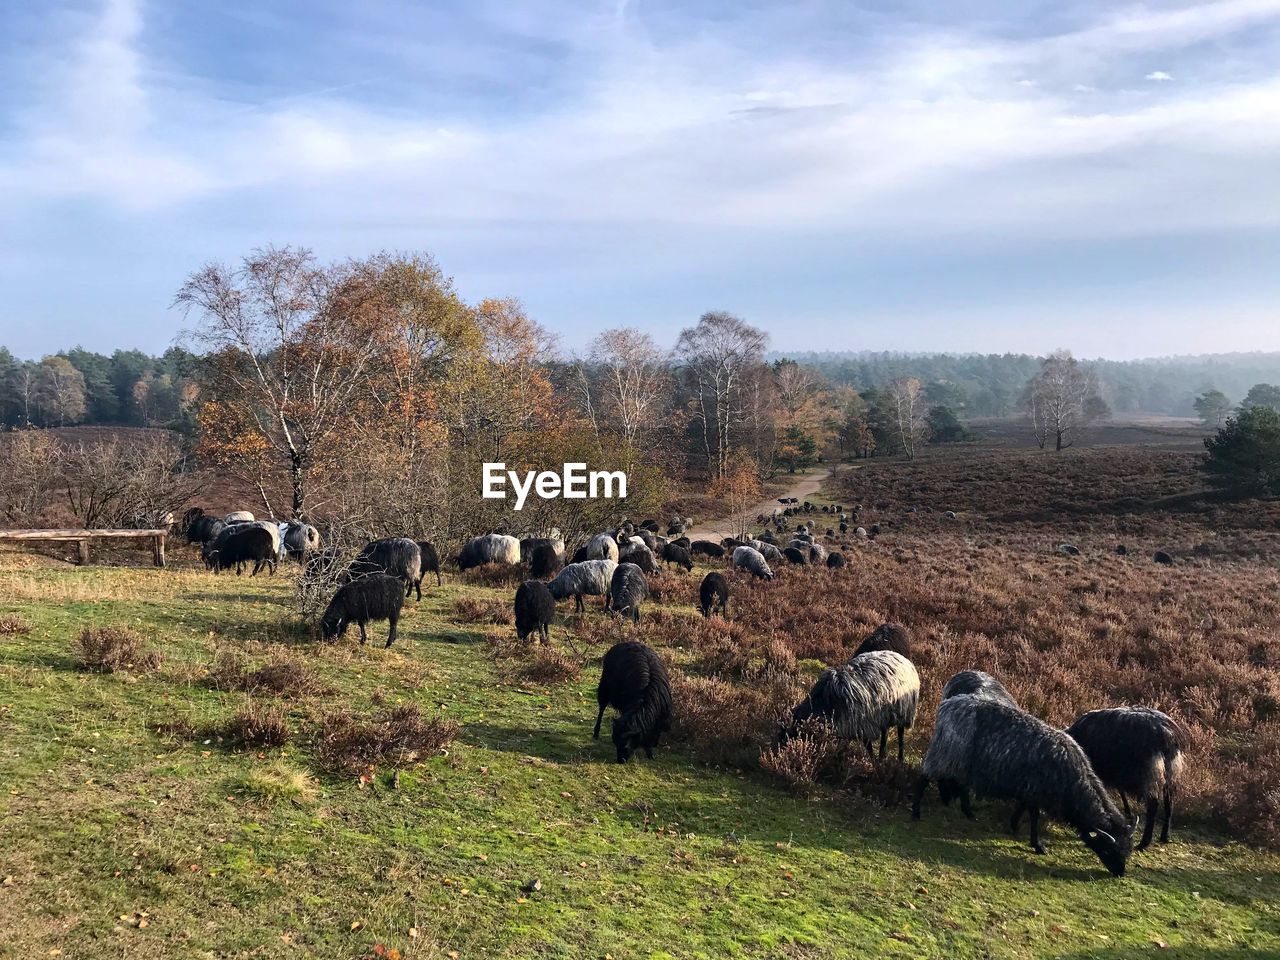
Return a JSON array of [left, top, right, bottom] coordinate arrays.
[[0, 528, 168, 567]]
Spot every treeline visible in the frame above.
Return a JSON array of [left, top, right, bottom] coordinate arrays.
[[784, 350, 1280, 418], [0, 346, 199, 431]]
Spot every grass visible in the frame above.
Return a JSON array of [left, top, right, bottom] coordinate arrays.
[[1, 530, 1279, 957]]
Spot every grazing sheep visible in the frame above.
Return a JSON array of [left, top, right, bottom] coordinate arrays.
[[826, 527, 835, 537], [458, 534, 522, 571], [204, 524, 277, 576], [854, 622, 911, 659], [1115, 544, 1129, 556], [618, 539, 659, 574], [943, 511, 957, 520], [689, 540, 725, 559], [912, 696, 1133, 876], [594, 641, 672, 763], [350, 538, 423, 599], [855, 526, 868, 539], [187, 514, 225, 545], [585, 533, 620, 564], [752, 541, 783, 563], [782, 546, 808, 565], [780, 651, 919, 761], [666, 517, 688, 536], [633, 528, 660, 552], [609, 562, 649, 622], [1059, 543, 1081, 556], [732, 545, 774, 581], [321, 573, 405, 648], [942, 670, 1017, 706], [839, 522, 848, 534], [282, 522, 322, 561], [528, 542, 563, 579], [639, 519, 660, 533], [808, 542, 828, 563], [670, 536, 691, 549], [1153, 550, 1174, 565], [514, 580, 556, 643], [225, 510, 255, 524], [548, 559, 617, 612], [662, 543, 693, 572], [699, 571, 730, 619], [570, 545, 590, 564], [521, 536, 565, 561], [1066, 707, 1186, 850], [415, 541, 444, 588], [868, 523, 881, 539], [826, 551, 847, 569]]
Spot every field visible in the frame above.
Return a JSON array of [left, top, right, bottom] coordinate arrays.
[[2, 441, 1279, 958]]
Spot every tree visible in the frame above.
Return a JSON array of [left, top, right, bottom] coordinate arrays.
[[707, 452, 762, 540], [1203, 407, 1280, 495], [674, 311, 768, 478], [575, 327, 669, 462], [886, 376, 929, 460], [776, 426, 818, 473], [1193, 389, 1232, 428], [927, 404, 968, 443], [1240, 383, 1280, 413], [1022, 350, 1100, 451], [36, 355, 87, 426], [177, 246, 384, 520]]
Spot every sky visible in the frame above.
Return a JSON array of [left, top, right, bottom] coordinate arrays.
[[1, 0, 1279, 360]]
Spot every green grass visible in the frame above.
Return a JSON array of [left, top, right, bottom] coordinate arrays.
[[0, 561, 1277, 959]]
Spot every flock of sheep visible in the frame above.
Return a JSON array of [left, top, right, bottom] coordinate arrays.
[[180, 501, 1186, 879]]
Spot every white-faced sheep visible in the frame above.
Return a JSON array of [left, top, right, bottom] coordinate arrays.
[[1066, 706, 1186, 850], [609, 562, 649, 622], [732, 545, 774, 581], [781, 651, 920, 761], [698, 571, 730, 619], [585, 533, 620, 563], [350, 538, 423, 598], [548, 559, 617, 612], [514, 580, 556, 643], [594, 641, 672, 764], [458, 534, 522, 571], [321, 573, 405, 648], [912, 695, 1134, 877]]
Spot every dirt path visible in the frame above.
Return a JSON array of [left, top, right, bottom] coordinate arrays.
[[683, 466, 833, 542]]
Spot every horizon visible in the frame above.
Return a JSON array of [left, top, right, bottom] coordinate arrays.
[[3, 0, 1280, 358]]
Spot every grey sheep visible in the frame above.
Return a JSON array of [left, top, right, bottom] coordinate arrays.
[[941, 669, 1016, 706], [609, 562, 649, 622], [282, 522, 322, 561], [458, 534, 521, 571], [585, 533, 620, 563], [618, 538, 659, 574], [912, 695, 1133, 877], [854, 622, 911, 659], [350, 538, 422, 598], [548, 559, 617, 612], [732, 545, 774, 581]]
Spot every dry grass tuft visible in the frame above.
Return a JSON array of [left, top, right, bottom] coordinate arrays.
[[207, 649, 325, 698], [452, 596, 514, 625], [0, 612, 30, 635], [316, 704, 459, 778], [512, 645, 581, 685], [222, 701, 292, 747], [75, 626, 163, 673]]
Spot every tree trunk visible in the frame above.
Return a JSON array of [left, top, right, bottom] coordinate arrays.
[[291, 453, 306, 520]]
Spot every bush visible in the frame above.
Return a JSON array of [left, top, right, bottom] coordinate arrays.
[[0, 613, 30, 635], [512, 646, 581, 685], [222, 701, 292, 748], [1203, 406, 1280, 494], [75, 626, 162, 673], [316, 704, 459, 778], [208, 649, 324, 698]]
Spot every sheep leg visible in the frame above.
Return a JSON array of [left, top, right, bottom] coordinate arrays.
[[415, 578, 422, 602], [386, 614, 398, 649], [436, 570, 443, 587], [358, 622, 368, 646], [593, 703, 606, 739], [1137, 797, 1158, 851], [1028, 806, 1046, 854], [575, 594, 584, 614], [897, 725, 906, 763], [910, 775, 929, 820], [864, 740, 875, 759], [878, 729, 888, 760], [1119, 792, 1132, 820], [959, 789, 975, 821], [1160, 787, 1173, 844]]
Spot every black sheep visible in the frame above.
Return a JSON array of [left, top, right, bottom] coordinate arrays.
[[609, 562, 649, 622], [1066, 706, 1186, 850], [205, 525, 277, 576], [514, 579, 556, 643], [528, 542, 563, 579], [782, 546, 808, 565], [689, 540, 725, 559], [662, 543, 693, 572], [416, 540, 444, 588], [321, 573, 405, 648], [594, 641, 672, 763], [570, 545, 590, 564], [854, 622, 911, 659], [349, 538, 423, 599], [826, 551, 847, 569], [698, 571, 730, 619]]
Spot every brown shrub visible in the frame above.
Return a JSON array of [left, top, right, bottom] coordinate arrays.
[[222, 701, 292, 747], [512, 646, 581, 685], [668, 671, 796, 766], [0, 613, 30, 635], [75, 626, 163, 673], [316, 704, 460, 778], [452, 596, 514, 625], [207, 649, 325, 698]]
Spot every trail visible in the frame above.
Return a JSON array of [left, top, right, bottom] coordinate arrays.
[[683, 466, 833, 542]]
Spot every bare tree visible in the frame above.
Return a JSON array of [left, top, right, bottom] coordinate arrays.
[[674, 311, 769, 478], [1023, 350, 1099, 451], [886, 376, 929, 460], [576, 328, 669, 461]]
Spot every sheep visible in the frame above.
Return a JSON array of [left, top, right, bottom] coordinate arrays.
[[942, 669, 1017, 706], [585, 533, 620, 564], [839, 522, 848, 534], [854, 622, 911, 659], [689, 540, 725, 559], [782, 546, 808, 565], [246, 520, 283, 558], [662, 543, 693, 572], [594, 641, 672, 763], [225, 510, 255, 524], [808, 542, 828, 564], [458, 534, 522, 571], [609, 562, 649, 622], [521, 536, 565, 561], [618, 539, 659, 574], [755, 541, 783, 563], [634, 528, 660, 552], [1115, 544, 1129, 556], [699, 571, 730, 619], [670, 535, 691, 549], [548, 559, 617, 612], [666, 517, 688, 536], [868, 523, 881, 539], [514, 580, 556, 644], [528, 542, 563, 579], [1066, 707, 1186, 850], [639, 519, 660, 533], [826, 552, 847, 569], [780, 651, 919, 761], [203, 524, 277, 576], [350, 538, 423, 599], [570, 545, 589, 564], [1059, 543, 1081, 557], [732, 545, 774, 581], [912, 695, 1134, 877], [321, 573, 405, 648], [1153, 550, 1174, 565], [854, 526, 868, 539], [187, 514, 225, 545], [415, 540, 444, 588], [282, 522, 322, 561]]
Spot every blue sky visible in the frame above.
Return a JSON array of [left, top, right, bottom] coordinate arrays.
[[1, 0, 1279, 360]]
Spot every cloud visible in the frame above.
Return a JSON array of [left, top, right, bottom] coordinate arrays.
[[1146, 70, 1175, 81]]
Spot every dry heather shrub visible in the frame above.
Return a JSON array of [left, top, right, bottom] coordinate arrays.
[[759, 719, 844, 794], [316, 704, 459, 778], [513, 645, 581, 685], [462, 564, 524, 589], [222, 701, 292, 747], [668, 671, 794, 766], [207, 649, 325, 698], [75, 626, 162, 673], [0, 612, 30, 635], [452, 596, 514, 625]]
